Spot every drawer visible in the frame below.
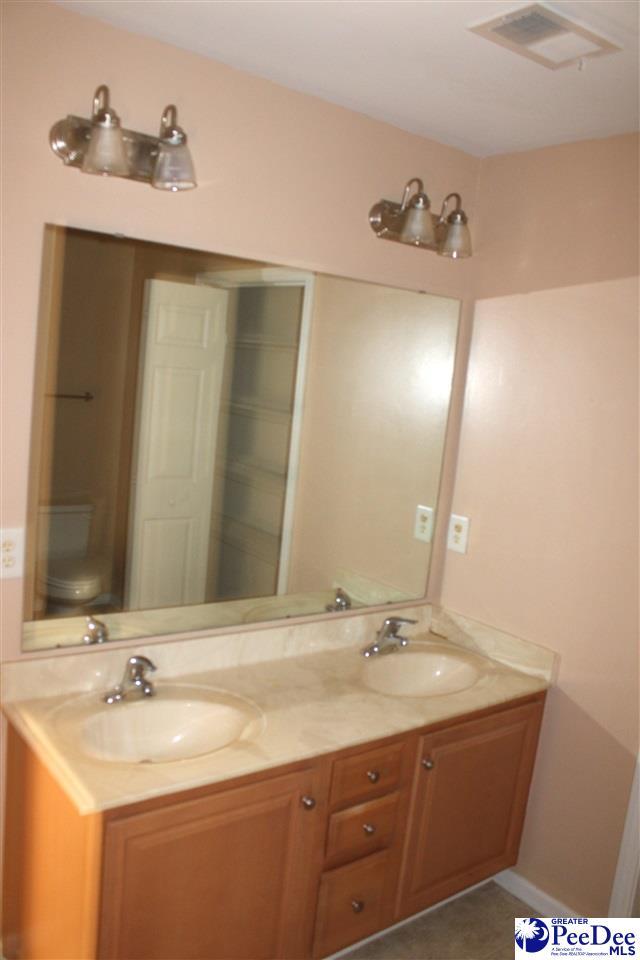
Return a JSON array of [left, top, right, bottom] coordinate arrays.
[[325, 792, 400, 867], [330, 741, 405, 809], [312, 851, 389, 958]]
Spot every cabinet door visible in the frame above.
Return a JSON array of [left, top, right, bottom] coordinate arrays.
[[398, 700, 544, 918], [99, 767, 325, 960]]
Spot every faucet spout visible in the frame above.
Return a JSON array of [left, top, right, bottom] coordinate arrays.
[[325, 587, 352, 612], [361, 616, 417, 658], [103, 655, 157, 704]]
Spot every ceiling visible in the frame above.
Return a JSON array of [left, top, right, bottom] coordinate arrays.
[[55, 0, 639, 157]]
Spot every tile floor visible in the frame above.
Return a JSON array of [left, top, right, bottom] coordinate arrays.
[[339, 881, 533, 960]]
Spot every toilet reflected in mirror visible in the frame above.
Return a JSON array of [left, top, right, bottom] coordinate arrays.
[[36, 503, 107, 615]]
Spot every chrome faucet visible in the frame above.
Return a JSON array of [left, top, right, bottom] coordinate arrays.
[[83, 616, 108, 645], [103, 655, 157, 704], [326, 587, 352, 612], [361, 616, 417, 658]]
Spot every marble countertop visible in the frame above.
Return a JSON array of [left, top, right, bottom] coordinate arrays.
[[3, 632, 549, 816]]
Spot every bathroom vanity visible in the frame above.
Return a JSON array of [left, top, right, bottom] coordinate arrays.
[[2, 614, 553, 960]]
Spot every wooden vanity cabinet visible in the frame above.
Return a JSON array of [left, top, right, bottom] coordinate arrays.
[[3, 692, 545, 960], [397, 699, 545, 919], [99, 765, 327, 960]]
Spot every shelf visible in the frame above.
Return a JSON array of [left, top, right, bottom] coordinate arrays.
[[234, 337, 298, 352], [224, 397, 293, 425], [217, 456, 287, 494], [212, 513, 281, 564]]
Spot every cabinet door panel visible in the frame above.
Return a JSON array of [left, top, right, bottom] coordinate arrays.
[[399, 701, 543, 917], [99, 768, 323, 960]]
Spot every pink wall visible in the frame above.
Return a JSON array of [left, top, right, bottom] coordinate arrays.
[[469, 134, 639, 299], [1, 0, 638, 920], [442, 135, 639, 914]]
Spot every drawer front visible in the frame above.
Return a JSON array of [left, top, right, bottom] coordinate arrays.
[[325, 792, 400, 867], [313, 851, 389, 958], [330, 742, 405, 808]]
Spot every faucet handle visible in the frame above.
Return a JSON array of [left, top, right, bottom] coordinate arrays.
[[83, 616, 108, 644], [383, 616, 418, 635]]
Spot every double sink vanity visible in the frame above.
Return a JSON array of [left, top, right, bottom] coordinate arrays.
[[2, 605, 556, 960]]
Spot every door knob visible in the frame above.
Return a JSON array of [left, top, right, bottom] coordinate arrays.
[[351, 899, 365, 913], [422, 758, 435, 770], [366, 769, 380, 783], [363, 823, 376, 836], [300, 795, 316, 810]]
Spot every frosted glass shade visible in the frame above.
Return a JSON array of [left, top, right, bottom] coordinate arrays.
[[400, 205, 435, 245], [82, 124, 129, 177], [152, 142, 196, 191], [439, 220, 473, 259]]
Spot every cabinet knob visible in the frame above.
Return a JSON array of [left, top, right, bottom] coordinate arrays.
[[422, 758, 435, 770], [363, 823, 376, 836], [351, 899, 365, 914], [300, 795, 316, 810], [366, 769, 380, 783]]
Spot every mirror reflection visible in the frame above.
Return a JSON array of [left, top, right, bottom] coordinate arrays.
[[24, 226, 460, 650]]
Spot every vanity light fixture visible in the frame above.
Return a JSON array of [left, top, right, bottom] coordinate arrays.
[[152, 105, 196, 191], [369, 178, 472, 259], [50, 85, 197, 191]]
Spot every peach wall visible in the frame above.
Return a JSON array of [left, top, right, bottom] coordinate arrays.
[[442, 136, 639, 914], [0, 0, 479, 660], [289, 276, 459, 599], [469, 133, 639, 299]]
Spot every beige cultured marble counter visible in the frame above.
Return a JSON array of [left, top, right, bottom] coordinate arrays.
[[3, 625, 551, 816]]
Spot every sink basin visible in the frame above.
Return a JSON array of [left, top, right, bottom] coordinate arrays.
[[362, 642, 484, 698], [242, 593, 334, 624], [54, 684, 264, 764]]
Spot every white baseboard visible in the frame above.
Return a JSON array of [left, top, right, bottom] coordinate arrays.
[[609, 754, 640, 917], [495, 869, 578, 918]]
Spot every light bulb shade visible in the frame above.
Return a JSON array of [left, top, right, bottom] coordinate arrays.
[[81, 123, 129, 177], [439, 219, 472, 259], [152, 142, 196, 191], [400, 204, 435, 245]]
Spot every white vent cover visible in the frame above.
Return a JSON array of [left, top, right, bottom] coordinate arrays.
[[469, 3, 621, 70]]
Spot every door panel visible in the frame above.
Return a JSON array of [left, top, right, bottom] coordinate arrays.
[[126, 281, 228, 609], [99, 768, 325, 960], [398, 701, 544, 917]]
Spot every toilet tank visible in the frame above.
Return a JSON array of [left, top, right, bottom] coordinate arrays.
[[37, 504, 94, 560]]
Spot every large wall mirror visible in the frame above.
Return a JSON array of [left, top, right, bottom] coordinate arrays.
[[23, 225, 460, 651]]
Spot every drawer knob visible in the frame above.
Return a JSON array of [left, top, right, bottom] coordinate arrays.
[[422, 758, 435, 770], [363, 823, 376, 836], [351, 899, 365, 914], [300, 795, 316, 810], [366, 769, 380, 783]]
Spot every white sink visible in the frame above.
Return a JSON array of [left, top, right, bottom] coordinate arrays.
[[242, 593, 333, 623], [54, 684, 264, 764], [362, 642, 484, 698]]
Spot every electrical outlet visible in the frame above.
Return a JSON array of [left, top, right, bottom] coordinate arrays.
[[447, 514, 470, 554], [414, 505, 434, 543], [1, 527, 25, 578]]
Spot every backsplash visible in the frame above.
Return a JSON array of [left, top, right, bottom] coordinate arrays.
[[2, 604, 558, 703]]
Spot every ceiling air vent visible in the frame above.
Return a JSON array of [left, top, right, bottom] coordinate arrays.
[[469, 3, 621, 70]]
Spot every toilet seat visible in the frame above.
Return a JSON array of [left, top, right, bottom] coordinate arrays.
[[39, 556, 105, 603]]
